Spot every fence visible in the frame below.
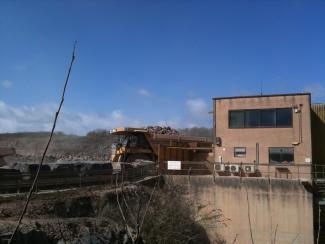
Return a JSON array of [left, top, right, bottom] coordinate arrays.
[[0, 164, 159, 193], [313, 164, 325, 181], [2, 162, 325, 193], [159, 161, 325, 182], [159, 161, 212, 175]]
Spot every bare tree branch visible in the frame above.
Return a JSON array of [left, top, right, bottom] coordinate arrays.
[[231, 233, 238, 244], [244, 183, 255, 244], [273, 224, 278, 244], [122, 189, 137, 226], [317, 205, 321, 244], [115, 173, 135, 242], [8, 42, 77, 244], [291, 233, 300, 244], [138, 179, 158, 239]]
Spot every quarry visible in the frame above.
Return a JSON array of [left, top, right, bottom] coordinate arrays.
[[0, 95, 324, 243]]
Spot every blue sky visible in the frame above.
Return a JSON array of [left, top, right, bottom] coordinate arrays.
[[0, 0, 324, 134]]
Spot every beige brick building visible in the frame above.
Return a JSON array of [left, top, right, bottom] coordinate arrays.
[[213, 93, 314, 180]]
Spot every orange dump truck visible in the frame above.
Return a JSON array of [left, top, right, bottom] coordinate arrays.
[[109, 127, 212, 163]]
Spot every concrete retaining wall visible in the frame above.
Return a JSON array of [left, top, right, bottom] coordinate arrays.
[[164, 175, 313, 244]]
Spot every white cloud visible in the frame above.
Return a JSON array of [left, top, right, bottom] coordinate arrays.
[[186, 98, 208, 117], [137, 88, 152, 97], [1, 80, 12, 88], [304, 83, 325, 100], [185, 98, 210, 127], [0, 101, 142, 135], [154, 98, 212, 129]]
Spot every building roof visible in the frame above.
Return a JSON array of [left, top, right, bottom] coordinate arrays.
[[213, 92, 311, 100]]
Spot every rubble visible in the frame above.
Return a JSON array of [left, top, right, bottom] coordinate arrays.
[[145, 126, 179, 135]]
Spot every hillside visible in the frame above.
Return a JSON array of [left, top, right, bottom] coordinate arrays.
[[0, 127, 213, 162]]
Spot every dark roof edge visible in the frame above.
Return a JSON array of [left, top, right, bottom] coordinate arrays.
[[213, 92, 311, 100]]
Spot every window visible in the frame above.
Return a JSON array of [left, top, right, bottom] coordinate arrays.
[[269, 147, 294, 164], [229, 111, 244, 128], [229, 108, 292, 128], [245, 110, 259, 128], [234, 147, 246, 157], [260, 109, 275, 127], [276, 108, 292, 127]]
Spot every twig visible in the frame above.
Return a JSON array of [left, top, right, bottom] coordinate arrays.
[[57, 218, 67, 244], [231, 233, 238, 244], [115, 173, 134, 242], [55, 188, 67, 244], [244, 183, 255, 244], [291, 233, 300, 244], [273, 224, 278, 244], [138, 179, 158, 238], [122, 190, 137, 225], [8, 41, 77, 244], [136, 193, 143, 237], [317, 205, 321, 244]]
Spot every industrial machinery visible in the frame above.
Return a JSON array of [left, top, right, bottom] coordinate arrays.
[[109, 127, 213, 163]]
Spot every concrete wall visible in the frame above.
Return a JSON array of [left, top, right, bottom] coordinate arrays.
[[164, 175, 314, 244]]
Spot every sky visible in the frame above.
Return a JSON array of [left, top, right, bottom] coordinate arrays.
[[0, 0, 324, 135]]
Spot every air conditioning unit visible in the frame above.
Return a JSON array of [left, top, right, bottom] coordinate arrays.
[[214, 163, 225, 172], [224, 164, 231, 172], [243, 165, 256, 173], [215, 137, 222, 146], [229, 164, 240, 173]]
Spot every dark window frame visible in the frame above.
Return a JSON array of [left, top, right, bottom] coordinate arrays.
[[234, 147, 246, 157], [229, 108, 293, 129], [268, 147, 294, 164]]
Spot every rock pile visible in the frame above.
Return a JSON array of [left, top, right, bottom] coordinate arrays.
[[146, 126, 179, 135]]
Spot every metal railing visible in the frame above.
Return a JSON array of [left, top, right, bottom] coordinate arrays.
[[159, 161, 325, 182], [159, 161, 212, 175], [313, 164, 325, 182], [0, 166, 159, 193]]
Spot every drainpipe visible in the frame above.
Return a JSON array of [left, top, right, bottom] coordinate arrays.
[[256, 143, 259, 166], [213, 99, 216, 162]]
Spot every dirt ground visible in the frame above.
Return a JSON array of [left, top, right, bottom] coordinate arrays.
[[0, 186, 123, 243], [0, 178, 217, 244]]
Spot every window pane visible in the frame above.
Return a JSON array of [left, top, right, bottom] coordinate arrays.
[[281, 148, 294, 163], [260, 109, 275, 127], [269, 147, 294, 164], [229, 111, 244, 128], [276, 108, 292, 127], [269, 148, 281, 164], [234, 147, 246, 157], [245, 110, 259, 128]]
